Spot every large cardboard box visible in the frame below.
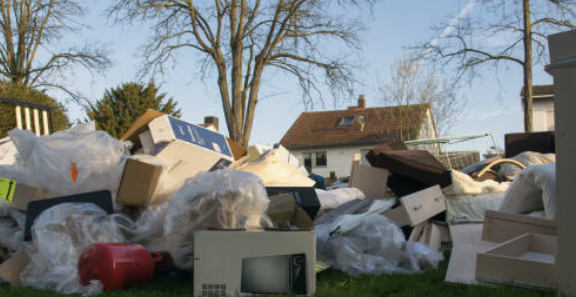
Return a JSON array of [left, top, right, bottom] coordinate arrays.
[[476, 233, 556, 289], [121, 109, 248, 160], [0, 177, 47, 212], [148, 115, 234, 159], [116, 158, 164, 207], [193, 230, 316, 297], [482, 210, 556, 243], [266, 194, 313, 230]]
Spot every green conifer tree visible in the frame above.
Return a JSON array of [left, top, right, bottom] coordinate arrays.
[[87, 82, 181, 138]]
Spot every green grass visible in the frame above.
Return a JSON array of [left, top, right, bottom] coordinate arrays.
[[0, 257, 554, 297]]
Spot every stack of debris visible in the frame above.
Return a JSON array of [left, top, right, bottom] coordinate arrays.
[[0, 109, 559, 295]]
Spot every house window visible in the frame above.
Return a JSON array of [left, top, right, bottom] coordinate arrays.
[[303, 151, 327, 169], [315, 151, 327, 167], [303, 152, 312, 171], [338, 116, 356, 127]]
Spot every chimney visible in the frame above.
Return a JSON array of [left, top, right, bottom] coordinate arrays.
[[204, 116, 219, 131], [358, 95, 366, 109]]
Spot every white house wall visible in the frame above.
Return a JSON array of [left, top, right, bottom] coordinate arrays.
[[524, 98, 555, 131], [290, 145, 379, 178]]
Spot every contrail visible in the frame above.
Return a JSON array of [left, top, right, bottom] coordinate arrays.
[[425, 0, 478, 53]]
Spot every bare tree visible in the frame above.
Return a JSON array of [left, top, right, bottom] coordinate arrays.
[[379, 51, 464, 138], [417, 0, 575, 132], [110, 0, 370, 147], [0, 0, 111, 100]]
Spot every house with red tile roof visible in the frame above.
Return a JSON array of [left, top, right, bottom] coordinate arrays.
[[520, 85, 555, 131], [279, 96, 438, 177]]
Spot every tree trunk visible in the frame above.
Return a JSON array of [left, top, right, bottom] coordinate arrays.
[[522, 0, 533, 132]]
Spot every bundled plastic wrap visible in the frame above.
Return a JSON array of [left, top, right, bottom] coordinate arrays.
[[163, 169, 272, 269], [326, 213, 442, 276], [117, 204, 170, 251], [0, 202, 26, 253], [316, 188, 366, 210], [7, 123, 130, 197], [20, 203, 126, 295]]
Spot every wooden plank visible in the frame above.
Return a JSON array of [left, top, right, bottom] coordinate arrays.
[[408, 223, 425, 242], [400, 185, 446, 226], [482, 210, 556, 243], [382, 205, 410, 227]]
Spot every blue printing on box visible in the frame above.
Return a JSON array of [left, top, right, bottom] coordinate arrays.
[[167, 116, 232, 158]]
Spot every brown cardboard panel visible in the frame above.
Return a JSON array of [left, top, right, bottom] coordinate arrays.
[[0, 250, 30, 286], [116, 158, 163, 207], [444, 223, 495, 285], [408, 223, 425, 242], [11, 183, 48, 212], [476, 233, 557, 289], [121, 109, 164, 148], [226, 137, 248, 161], [349, 160, 389, 199], [482, 210, 556, 243], [401, 185, 445, 226], [267, 194, 313, 230]]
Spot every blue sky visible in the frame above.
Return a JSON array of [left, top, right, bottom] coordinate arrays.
[[62, 0, 554, 154]]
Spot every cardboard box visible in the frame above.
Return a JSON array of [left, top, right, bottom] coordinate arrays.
[[548, 29, 576, 62], [267, 194, 313, 230], [116, 158, 164, 207], [194, 230, 316, 297], [148, 141, 234, 196], [266, 187, 321, 221], [0, 250, 30, 286], [0, 177, 47, 212], [476, 233, 556, 289], [383, 185, 446, 227], [121, 109, 247, 160], [482, 210, 556, 243], [349, 160, 389, 199], [148, 115, 234, 159]]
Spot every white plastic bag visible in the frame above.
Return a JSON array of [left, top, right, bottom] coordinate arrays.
[[326, 213, 442, 276], [0, 202, 26, 253], [163, 169, 272, 269], [20, 203, 126, 295], [8, 124, 130, 197]]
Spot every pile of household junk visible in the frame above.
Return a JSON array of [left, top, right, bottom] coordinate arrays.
[[0, 110, 557, 296]]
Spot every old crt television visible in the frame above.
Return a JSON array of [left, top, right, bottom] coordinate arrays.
[[193, 230, 315, 296]]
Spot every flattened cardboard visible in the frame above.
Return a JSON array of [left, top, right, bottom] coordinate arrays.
[[444, 223, 495, 285], [116, 158, 163, 207], [476, 233, 557, 289], [24, 190, 113, 241], [348, 160, 389, 199], [482, 210, 556, 243], [0, 250, 30, 286]]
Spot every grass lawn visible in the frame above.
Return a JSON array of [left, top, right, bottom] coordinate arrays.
[[0, 254, 554, 297]]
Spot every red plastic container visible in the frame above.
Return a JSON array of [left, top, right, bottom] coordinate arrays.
[[78, 243, 155, 291]]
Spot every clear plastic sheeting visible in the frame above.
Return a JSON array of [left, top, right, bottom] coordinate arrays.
[[7, 123, 130, 198], [20, 203, 126, 295], [325, 213, 442, 276], [0, 202, 26, 253], [163, 169, 272, 270], [316, 188, 366, 211], [118, 204, 170, 252]]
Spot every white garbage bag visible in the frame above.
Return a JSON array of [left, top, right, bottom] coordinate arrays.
[[7, 124, 130, 197], [20, 203, 126, 295], [163, 169, 272, 269]]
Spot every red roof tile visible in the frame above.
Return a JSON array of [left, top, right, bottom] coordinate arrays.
[[280, 103, 431, 149]]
